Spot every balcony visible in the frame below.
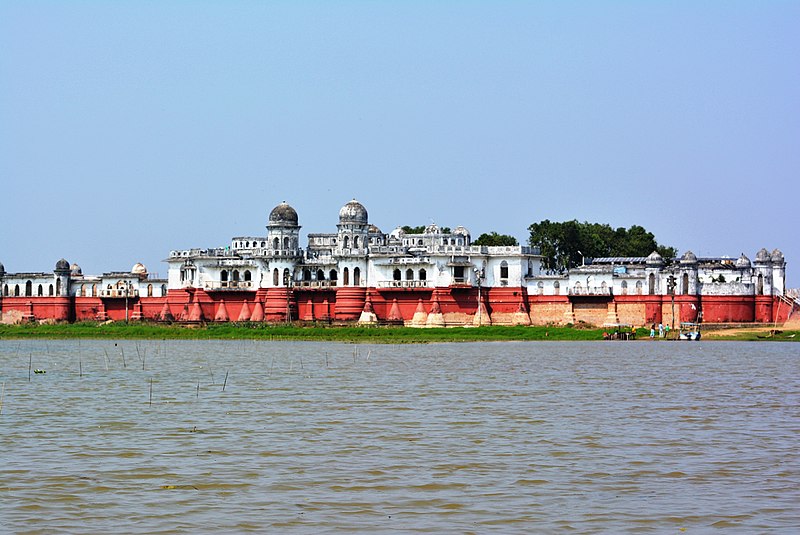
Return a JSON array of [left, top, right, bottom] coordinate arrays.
[[204, 281, 254, 291], [568, 286, 612, 296], [296, 280, 338, 288], [100, 289, 140, 298], [377, 280, 431, 289]]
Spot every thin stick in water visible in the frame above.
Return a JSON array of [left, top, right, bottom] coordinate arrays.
[[149, 378, 153, 406], [29, 354, 32, 382], [196, 381, 200, 399], [222, 370, 229, 392], [0, 382, 5, 415], [80, 359, 83, 378], [121, 346, 126, 368]]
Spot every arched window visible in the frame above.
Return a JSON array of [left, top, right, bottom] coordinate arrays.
[[393, 269, 401, 281], [636, 281, 643, 295], [354, 267, 361, 286], [601, 281, 608, 293], [37, 284, 43, 296], [244, 270, 251, 282], [648, 273, 655, 295], [261, 241, 266, 248], [683, 273, 691, 295], [273, 268, 279, 286], [343, 267, 350, 286], [56, 279, 62, 296], [161, 284, 167, 296], [537, 281, 544, 295], [3, 284, 8, 296], [419, 269, 427, 281], [343, 236, 350, 249], [283, 268, 291, 285], [221, 271, 228, 282], [406, 268, 414, 281], [316, 269, 325, 281], [232, 270, 240, 281], [92, 284, 97, 297], [79, 285, 86, 297], [354, 236, 360, 249], [14, 284, 20, 296], [49, 284, 54, 296], [621, 280, 628, 295], [273, 237, 280, 250], [147, 284, 153, 297], [329, 269, 337, 282], [284, 237, 290, 249], [418, 239, 423, 246], [25, 280, 32, 297], [303, 269, 312, 281], [500, 261, 509, 280], [554, 281, 560, 295]]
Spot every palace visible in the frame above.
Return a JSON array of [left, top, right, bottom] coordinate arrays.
[[1, 200, 797, 326]]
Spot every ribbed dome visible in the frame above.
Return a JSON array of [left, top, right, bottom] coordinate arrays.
[[680, 250, 698, 265], [339, 199, 368, 225], [771, 248, 784, 263], [55, 258, 70, 272], [755, 248, 771, 262], [453, 226, 470, 237], [646, 251, 664, 265], [131, 262, 147, 275], [735, 254, 751, 269], [70, 263, 82, 276], [425, 223, 440, 234], [268, 201, 299, 227], [389, 226, 405, 239]]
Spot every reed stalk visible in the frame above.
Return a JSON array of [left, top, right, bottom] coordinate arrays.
[[222, 370, 229, 392]]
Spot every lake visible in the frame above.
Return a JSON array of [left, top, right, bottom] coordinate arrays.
[[1, 340, 798, 533]]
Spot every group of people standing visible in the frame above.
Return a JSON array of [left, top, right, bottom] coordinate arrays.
[[649, 322, 671, 339]]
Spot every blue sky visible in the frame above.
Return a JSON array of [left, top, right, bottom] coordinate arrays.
[[1, 1, 798, 286]]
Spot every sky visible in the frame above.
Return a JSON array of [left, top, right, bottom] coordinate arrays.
[[1, 1, 798, 286]]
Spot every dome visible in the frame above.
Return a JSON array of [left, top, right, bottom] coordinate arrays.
[[368, 224, 381, 234], [755, 248, 771, 263], [771, 248, 784, 263], [680, 250, 698, 265], [70, 263, 83, 276], [389, 226, 405, 239], [339, 199, 368, 225], [268, 201, 299, 227], [425, 223, 440, 234], [131, 262, 148, 275], [55, 258, 70, 272], [735, 253, 751, 269], [646, 251, 664, 265], [453, 226, 470, 237], [0, 261, 5, 275]]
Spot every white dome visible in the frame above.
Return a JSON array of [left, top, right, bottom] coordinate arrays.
[[339, 199, 368, 225], [131, 262, 147, 275]]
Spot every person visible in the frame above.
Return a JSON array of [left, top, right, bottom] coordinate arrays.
[[658, 323, 664, 337], [665, 324, 671, 339], [650, 323, 656, 339]]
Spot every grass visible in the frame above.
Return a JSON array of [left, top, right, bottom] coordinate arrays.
[[0, 321, 610, 343]]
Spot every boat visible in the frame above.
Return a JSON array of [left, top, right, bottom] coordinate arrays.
[[679, 322, 701, 341]]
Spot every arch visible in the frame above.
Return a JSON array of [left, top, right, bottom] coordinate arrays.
[[273, 237, 280, 250], [636, 280, 643, 295], [418, 239, 423, 246], [419, 268, 427, 281], [500, 261, 509, 279], [161, 284, 167, 296], [343, 267, 350, 286], [343, 236, 350, 249], [3, 284, 8, 297], [303, 269, 312, 282], [621, 280, 628, 295], [406, 268, 414, 281], [648, 273, 655, 295], [393, 268, 402, 281], [79, 284, 86, 297], [354, 236, 360, 249], [284, 237, 290, 249], [244, 270, 252, 282], [316, 269, 325, 281], [25, 280, 32, 297], [232, 270, 240, 282], [354, 267, 361, 286], [601, 281, 608, 293], [37, 284, 43, 296], [283, 268, 291, 286], [329, 269, 337, 282], [683, 273, 690, 295], [221, 271, 229, 282], [56, 278, 62, 296], [147, 284, 153, 297], [92, 284, 97, 297], [273, 268, 279, 286], [261, 241, 266, 248], [14, 284, 20, 296], [537, 281, 544, 295], [554, 281, 560, 295]]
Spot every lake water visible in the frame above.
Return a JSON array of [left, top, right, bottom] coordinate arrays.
[[1, 340, 798, 533]]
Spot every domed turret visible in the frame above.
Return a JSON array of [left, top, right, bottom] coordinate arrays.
[[755, 248, 771, 263], [680, 251, 698, 265], [425, 223, 440, 234], [70, 263, 83, 276], [0, 261, 5, 276], [131, 263, 148, 276], [646, 251, 664, 266], [55, 258, 70, 272], [735, 253, 751, 269], [268, 201, 299, 227], [389, 226, 405, 240], [771, 249, 784, 263], [368, 224, 381, 234], [339, 199, 368, 225], [453, 226, 470, 237]]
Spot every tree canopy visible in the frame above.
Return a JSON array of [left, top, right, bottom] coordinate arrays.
[[528, 220, 677, 272], [472, 232, 519, 246], [401, 225, 451, 234]]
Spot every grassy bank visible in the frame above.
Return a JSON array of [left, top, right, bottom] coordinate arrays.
[[0, 322, 609, 343]]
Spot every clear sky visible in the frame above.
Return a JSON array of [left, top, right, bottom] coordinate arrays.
[[1, 1, 798, 286]]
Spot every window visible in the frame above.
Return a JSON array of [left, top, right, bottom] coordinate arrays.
[[329, 269, 337, 281], [636, 281, 643, 295], [554, 281, 560, 295], [419, 268, 426, 281], [37, 284, 43, 296], [537, 281, 544, 295], [354, 267, 361, 286], [161, 284, 167, 296], [393, 269, 401, 281], [221, 271, 228, 282], [273, 268, 279, 286], [303, 269, 312, 281], [244, 270, 252, 282], [500, 261, 509, 280], [344, 236, 350, 249], [232, 270, 240, 282], [284, 237, 290, 249], [92, 284, 97, 297], [25, 280, 32, 297], [56, 279, 61, 296], [757, 273, 763, 295], [3, 284, 8, 297], [648, 273, 655, 295], [406, 268, 414, 281], [316, 269, 325, 281], [354, 236, 360, 249], [621, 280, 628, 295], [273, 237, 280, 250], [14, 284, 20, 296], [147, 284, 153, 297], [343, 267, 350, 286], [283, 268, 291, 285]]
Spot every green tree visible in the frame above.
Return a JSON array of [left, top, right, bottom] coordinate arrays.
[[401, 225, 426, 234], [472, 232, 519, 246], [528, 220, 677, 271]]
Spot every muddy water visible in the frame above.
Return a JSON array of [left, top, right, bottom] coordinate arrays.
[[1, 340, 798, 533]]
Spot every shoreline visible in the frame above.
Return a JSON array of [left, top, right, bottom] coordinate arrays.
[[0, 322, 797, 343]]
